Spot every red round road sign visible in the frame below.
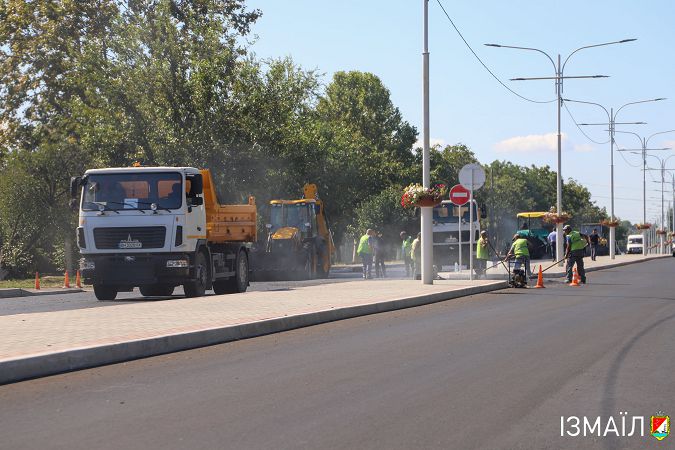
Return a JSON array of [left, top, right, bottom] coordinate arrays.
[[449, 184, 470, 206]]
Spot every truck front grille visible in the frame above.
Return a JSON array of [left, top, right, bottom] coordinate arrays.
[[93, 227, 166, 249]]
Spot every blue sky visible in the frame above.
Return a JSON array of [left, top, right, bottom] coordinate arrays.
[[246, 0, 675, 224]]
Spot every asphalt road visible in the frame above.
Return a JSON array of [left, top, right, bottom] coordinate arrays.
[[1, 259, 674, 449], [0, 265, 403, 316]]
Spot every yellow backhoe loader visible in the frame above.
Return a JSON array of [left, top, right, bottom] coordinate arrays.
[[254, 184, 334, 280]]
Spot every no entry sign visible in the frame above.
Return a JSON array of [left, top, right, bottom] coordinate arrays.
[[449, 184, 470, 206]]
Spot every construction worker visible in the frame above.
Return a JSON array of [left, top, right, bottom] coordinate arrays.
[[400, 231, 413, 277], [475, 230, 489, 278], [373, 231, 387, 278], [563, 224, 590, 283], [357, 229, 375, 279], [506, 233, 531, 278], [411, 232, 422, 280]]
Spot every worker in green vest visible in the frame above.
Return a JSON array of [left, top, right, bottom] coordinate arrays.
[[400, 231, 414, 277], [506, 233, 531, 278], [357, 229, 374, 279], [563, 224, 590, 283], [475, 230, 489, 278]]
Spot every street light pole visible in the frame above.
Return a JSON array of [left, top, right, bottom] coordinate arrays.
[[564, 98, 664, 258], [644, 154, 675, 254], [486, 39, 635, 265], [616, 129, 675, 255], [421, 0, 433, 284]]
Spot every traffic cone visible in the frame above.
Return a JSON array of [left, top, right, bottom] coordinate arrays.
[[569, 268, 580, 287], [75, 270, 82, 288], [34, 272, 40, 290], [63, 271, 70, 289], [535, 265, 545, 288]]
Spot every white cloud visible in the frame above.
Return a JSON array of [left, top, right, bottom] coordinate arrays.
[[573, 143, 594, 153], [414, 137, 446, 149], [494, 132, 567, 153]]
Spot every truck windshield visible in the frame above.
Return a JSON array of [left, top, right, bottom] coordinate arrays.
[[628, 237, 643, 244], [433, 203, 477, 223], [82, 172, 183, 211]]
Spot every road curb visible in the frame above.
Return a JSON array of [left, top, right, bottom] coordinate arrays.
[[0, 281, 506, 385], [539, 254, 669, 279], [0, 288, 84, 299]]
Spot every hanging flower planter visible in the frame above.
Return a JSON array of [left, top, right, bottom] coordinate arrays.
[[600, 219, 620, 227], [541, 206, 571, 224], [635, 223, 652, 230], [656, 229, 667, 236], [401, 183, 447, 208]]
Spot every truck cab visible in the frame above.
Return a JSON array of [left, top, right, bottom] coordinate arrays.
[[626, 234, 644, 254], [72, 166, 255, 300]]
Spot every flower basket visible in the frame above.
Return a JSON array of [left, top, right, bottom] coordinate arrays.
[[541, 206, 571, 224], [542, 212, 571, 224], [635, 223, 652, 230], [401, 183, 447, 209], [600, 219, 620, 228], [414, 196, 442, 207], [656, 229, 667, 235]]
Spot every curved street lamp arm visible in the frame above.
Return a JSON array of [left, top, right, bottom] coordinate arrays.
[[612, 130, 643, 148], [646, 129, 675, 147], [615, 98, 666, 119], [562, 98, 610, 120], [562, 39, 636, 73], [484, 44, 556, 73]]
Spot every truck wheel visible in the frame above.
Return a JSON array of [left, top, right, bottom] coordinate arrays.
[[213, 249, 249, 294], [184, 251, 209, 298], [93, 285, 117, 301], [140, 285, 175, 297]]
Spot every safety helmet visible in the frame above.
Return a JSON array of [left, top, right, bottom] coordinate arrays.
[[563, 225, 572, 232]]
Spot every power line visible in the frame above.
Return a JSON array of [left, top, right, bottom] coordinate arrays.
[[434, 0, 556, 105], [562, 102, 610, 145], [616, 148, 643, 168]]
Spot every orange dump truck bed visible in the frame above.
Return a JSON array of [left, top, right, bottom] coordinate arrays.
[[201, 169, 257, 243]]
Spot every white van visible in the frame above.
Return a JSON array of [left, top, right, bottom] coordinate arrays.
[[626, 234, 644, 254]]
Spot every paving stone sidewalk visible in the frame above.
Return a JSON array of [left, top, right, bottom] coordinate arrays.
[[0, 278, 504, 384]]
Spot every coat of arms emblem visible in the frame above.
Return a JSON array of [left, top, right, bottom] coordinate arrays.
[[651, 413, 670, 441]]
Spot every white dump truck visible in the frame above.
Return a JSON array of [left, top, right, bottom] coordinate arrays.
[[70, 166, 256, 301]]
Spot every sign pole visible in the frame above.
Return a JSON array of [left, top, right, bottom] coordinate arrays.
[[458, 213, 462, 272], [469, 170, 474, 281]]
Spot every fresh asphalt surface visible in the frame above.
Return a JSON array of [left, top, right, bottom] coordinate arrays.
[[1, 259, 674, 449]]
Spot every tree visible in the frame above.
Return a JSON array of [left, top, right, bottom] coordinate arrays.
[[314, 71, 418, 246]]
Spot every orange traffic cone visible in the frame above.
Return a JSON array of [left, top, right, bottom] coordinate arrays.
[[535, 265, 545, 288], [569, 268, 580, 287], [34, 272, 40, 290], [63, 271, 70, 288], [75, 270, 82, 288]]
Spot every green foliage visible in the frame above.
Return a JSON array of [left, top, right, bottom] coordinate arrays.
[[351, 185, 418, 242]]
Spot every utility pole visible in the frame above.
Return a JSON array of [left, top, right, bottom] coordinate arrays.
[[421, 0, 433, 284]]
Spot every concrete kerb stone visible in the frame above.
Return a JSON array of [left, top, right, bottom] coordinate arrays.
[[0, 280, 506, 385], [541, 254, 669, 279], [0, 288, 84, 299]]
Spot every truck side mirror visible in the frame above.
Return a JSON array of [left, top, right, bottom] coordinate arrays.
[[70, 176, 82, 199], [189, 196, 203, 207], [69, 198, 78, 211], [188, 174, 203, 196]]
